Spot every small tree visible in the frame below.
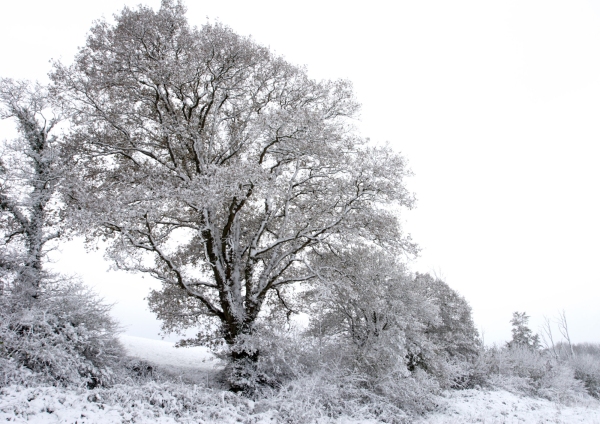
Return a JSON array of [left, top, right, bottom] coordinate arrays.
[[507, 311, 540, 350], [412, 273, 481, 363], [557, 309, 575, 358], [540, 315, 559, 359]]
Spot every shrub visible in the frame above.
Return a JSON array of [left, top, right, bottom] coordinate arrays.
[[471, 344, 586, 403], [0, 279, 125, 388], [569, 353, 600, 398]]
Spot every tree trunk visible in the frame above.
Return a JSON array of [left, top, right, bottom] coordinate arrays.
[[224, 322, 262, 393]]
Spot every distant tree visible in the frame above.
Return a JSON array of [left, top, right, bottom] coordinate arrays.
[[0, 79, 62, 298], [540, 315, 559, 359], [507, 311, 540, 349], [412, 273, 480, 363], [52, 0, 416, 387]]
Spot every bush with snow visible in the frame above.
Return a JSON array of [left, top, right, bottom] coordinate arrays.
[[470, 344, 587, 403], [0, 279, 125, 388], [559, 344, 600, 399]]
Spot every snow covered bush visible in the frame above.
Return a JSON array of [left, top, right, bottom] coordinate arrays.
[[224, 326, 309, 393], [473, 344, 586, 403], [567, 344, 600, 399], [0, 279, 125, 388]]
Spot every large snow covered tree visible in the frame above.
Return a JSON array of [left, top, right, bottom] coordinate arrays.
[[0, 79, 62, 298], [52, 0, 415, 365]]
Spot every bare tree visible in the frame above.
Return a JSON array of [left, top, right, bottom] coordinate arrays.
[[52, 0, 416, 383], [0, 79, 62, 298], [539, 316, 558, 359], [557, 309, 575, 358]]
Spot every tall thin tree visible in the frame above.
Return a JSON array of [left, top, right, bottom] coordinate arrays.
[[0, 79, 62, 298]]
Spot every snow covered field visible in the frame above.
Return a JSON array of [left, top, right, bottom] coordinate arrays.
[[119, 335, 222, 385], [119, 335, 216, 370], [1, 335, 599, 423]]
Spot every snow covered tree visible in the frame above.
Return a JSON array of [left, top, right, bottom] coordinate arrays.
[[0, 79, 62, 298], [0, 79, 124, 387], [306, 253, 480, 381], [305, 250, 437, 376], [507, 311, 540, 350], [412, 273, 480, 363], [51, 0, 416, 384]]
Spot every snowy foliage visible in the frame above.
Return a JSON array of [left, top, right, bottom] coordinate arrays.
[[411, 273, 480, 365], [559, 344, 600, 399], [0, 78, 125, 389], [303, 250, 480, 391], [466, 344, 590, 405], [2, 336, 599, 424]]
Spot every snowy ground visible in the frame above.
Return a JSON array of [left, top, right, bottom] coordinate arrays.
[[119, 335, 216, 370], [415, 389, 600, 424], [1, 335, 599, 423]]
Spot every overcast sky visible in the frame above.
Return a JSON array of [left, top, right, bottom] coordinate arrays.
[[1, 0, 599, 345]]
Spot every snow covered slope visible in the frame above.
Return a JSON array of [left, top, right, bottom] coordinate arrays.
[[119, 335, 218, 370], [119, 334, 222, 385]]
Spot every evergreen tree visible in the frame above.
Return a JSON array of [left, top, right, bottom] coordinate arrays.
[[507, 311, 540, 349]]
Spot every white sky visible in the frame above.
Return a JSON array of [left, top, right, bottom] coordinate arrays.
[[1, 0, 599, 345]]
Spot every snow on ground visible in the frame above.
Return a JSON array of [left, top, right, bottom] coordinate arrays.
[[416, 389, 600, 424], [119, 335, 218, 371], [1, 335, 599, 423], [0, 386, 162, 424], [0, 384, 276, 424]]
